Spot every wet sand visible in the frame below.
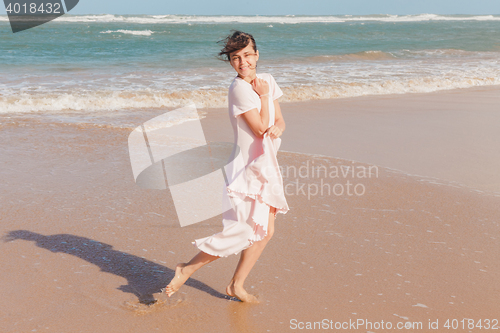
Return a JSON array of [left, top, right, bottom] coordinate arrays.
[[1, 86, 499, 332], [202, 85, 500, 195]]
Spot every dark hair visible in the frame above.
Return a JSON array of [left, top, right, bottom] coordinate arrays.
[[217, 30, 257, 62]]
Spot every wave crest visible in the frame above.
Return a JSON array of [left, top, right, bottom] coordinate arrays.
[[100, 29, 154, 36], [2, 76, 499, 113], [309, 51, 396, 62], [0, 14, 494, 24]]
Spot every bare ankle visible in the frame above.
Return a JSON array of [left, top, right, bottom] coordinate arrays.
[[231, 280, 245, 289], [179, 263, 192, 276]]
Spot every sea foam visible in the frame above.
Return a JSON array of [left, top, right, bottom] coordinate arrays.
[[5, 14, 494, 24], [1, 75, 499, 113], [100, 29, 154, 36]]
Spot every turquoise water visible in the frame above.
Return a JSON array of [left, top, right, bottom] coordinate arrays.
[[1, 14, 500, 113]]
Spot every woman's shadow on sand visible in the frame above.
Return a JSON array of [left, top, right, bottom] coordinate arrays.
[[3, 230, 235, 305]]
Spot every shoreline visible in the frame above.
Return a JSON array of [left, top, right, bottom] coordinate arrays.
[[3, 84, 499, 196], [2, 84, 499, 197]]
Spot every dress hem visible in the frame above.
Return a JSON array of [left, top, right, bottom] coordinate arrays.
[[226, 187, 289, 215], [191, 204, 272, 258]]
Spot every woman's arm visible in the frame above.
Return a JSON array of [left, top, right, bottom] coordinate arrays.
[[240, 77, 270, 138], [263, 99, 285, 140], [273, 99, 285, 131]]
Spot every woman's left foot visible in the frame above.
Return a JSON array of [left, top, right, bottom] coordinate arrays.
[[164, 263, 189, 297]]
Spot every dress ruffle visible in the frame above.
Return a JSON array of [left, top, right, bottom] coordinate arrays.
[[192, 133, 289, 257], [226, 133, 289, 215]]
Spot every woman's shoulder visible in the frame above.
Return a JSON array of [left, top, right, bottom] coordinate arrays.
[[229, 76, 252, 93], [228, 77, 257, 102]]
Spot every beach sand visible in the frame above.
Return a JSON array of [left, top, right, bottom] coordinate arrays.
[[1, 86, 499, 332]]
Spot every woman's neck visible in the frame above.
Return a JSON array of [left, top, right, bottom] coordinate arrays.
[[238, 73, 257, 84]]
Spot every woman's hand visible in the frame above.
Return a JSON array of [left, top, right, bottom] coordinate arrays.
[[251, 77, 269, 97], [265, 125, 283, 140]]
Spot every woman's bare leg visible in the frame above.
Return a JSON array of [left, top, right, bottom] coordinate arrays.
[[164, 250, 220, 297], [226, 206, 276, 302]]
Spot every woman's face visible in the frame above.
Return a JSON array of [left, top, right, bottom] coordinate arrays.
[[229, 43, 259, 79]]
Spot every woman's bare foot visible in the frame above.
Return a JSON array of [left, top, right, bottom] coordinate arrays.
[[164, 263, 189, 297], [226, 281, 259, 303]]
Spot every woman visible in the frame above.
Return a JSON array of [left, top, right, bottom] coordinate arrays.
[[164, 30, 289, 303]]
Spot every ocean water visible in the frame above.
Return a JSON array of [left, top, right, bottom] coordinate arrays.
[[1, 14, 500, 115]]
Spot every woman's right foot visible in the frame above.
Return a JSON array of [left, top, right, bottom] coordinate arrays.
[[164, 263, 189, 297], [226, 282, 259, 303]]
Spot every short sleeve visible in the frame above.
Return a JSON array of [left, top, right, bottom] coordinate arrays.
[[229, 82, 260, 118], [268, 74, 283, 100]]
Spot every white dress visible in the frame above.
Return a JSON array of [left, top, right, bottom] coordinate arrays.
[[192, 73, 289, 257]]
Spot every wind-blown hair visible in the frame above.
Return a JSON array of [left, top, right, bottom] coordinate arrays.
[[218, 30, 257, 62]]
